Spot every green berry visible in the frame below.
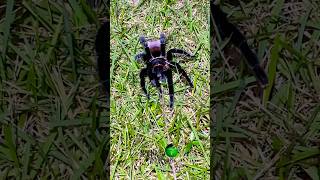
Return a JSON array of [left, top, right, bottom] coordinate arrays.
[[165, 144, 179, 158]]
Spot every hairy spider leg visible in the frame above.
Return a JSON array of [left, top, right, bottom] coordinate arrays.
[[167, 48, 194, 61], [211, 3, 268, 86], [135, 52, 146, 61], [160, 33, 166, 56], [230, 27, 268, 86], [154, 77, 163, 99], [252, 65, 269, 86], [140, 68, 150, 99], [238, 42, 268, 85], [95, 22, 109, 98], [166, 49, 194, 87], [165, 70, 175, 109], [211, 3, 233, 39], [169, 62, 194, 88], [139, 36, 152, 59]]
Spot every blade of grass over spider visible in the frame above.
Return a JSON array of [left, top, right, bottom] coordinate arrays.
[[263, 34, 281, 104]]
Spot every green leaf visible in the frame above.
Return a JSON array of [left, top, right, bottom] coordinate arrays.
[[263, 34, 281, 104], [184, 142, 193, 155]]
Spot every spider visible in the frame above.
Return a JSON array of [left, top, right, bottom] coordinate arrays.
[[211, 2, 268, 87], [96, 22, 110, 99], [135, 33, 194, 109]]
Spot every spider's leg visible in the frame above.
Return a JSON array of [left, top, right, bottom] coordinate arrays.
[[135, 52, 146, 62], [139, 35, 147, 45], [151, 79, 156, 86], [252, 65, 268, 86], [211, 3, 233, 39], [211, 4, 268, 87], [154, 77, 163, 99], [167, 48, 194, 61], [140, 68, 149, 99], [237, 40, 260, 67], [170, 62, 194, 88], [165, 70, 174, 109], [139, 35, 152, 59], [235, 31, 268, 86], [95, 22, 109, 98], [160, 33, 166, 56]]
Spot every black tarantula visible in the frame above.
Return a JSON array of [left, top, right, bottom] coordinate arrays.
[[135, 33, 194, 109]]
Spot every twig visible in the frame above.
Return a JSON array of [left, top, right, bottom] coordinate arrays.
[[170, 158, 177, 180]]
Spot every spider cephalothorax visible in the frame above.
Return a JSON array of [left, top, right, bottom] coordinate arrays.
[[135, 33, 194, 109]]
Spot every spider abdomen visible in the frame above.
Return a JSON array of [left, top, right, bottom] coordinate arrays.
[[148, 40, 161, 57]]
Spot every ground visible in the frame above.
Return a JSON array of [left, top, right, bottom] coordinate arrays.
[[110, 0, 210, 179]]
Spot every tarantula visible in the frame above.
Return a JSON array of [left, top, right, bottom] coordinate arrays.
[[96, 22, 109, 98], [211, 2, 268, 87], [135, 33, 194, 109]]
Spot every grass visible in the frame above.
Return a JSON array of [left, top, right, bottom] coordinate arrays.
[[0, 1, 108, 179], [3, 0, 316, 179], [211, 0, 320, 179], [110, 0, 210, 179]]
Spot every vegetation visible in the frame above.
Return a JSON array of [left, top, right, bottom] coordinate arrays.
[[211, 0, 320, 179], [3, 0, 316, 179], [0, 1, 108, 179], [110, 0, 210, 179]]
